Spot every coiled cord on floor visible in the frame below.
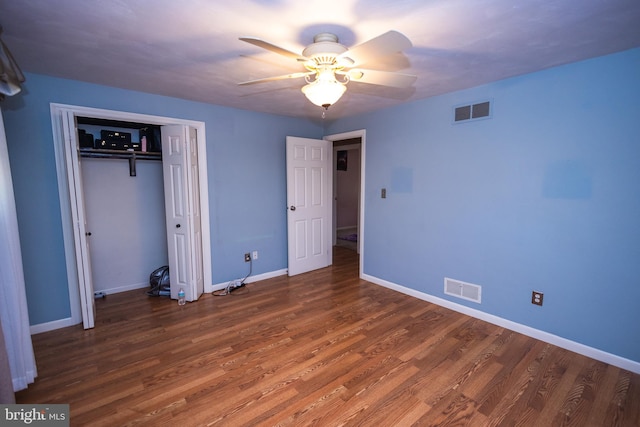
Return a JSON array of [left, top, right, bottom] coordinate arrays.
[[212, 256, 252, 296]]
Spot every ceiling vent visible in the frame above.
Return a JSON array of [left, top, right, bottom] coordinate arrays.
[[444, 277, 482, 303], [453, 100, 492, 123]]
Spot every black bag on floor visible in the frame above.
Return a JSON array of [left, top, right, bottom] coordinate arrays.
[[147, 266, 170, 297]]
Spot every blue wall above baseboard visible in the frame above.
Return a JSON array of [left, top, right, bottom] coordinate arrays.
[[4, 47, 640, 365], [2, 73, 322, 325], [326, 48, 640, 363]]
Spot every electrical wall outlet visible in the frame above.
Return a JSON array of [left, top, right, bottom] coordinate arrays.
[[244, 253, 251, 262], [532, 291, 544, 306], [252, 251, 258, 260]]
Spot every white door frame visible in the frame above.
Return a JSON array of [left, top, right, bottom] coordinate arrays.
[[324, 129, 366, 278], [50, 103, 212, 329]]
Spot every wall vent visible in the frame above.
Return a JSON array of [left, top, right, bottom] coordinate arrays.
[[444, 277, 482, 303], [453, 100, 492, 123]]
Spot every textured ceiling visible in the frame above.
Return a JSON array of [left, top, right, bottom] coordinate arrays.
[[1, 0, 639, 122]]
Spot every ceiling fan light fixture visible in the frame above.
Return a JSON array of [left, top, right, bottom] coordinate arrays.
[[239, 30, 415, 111], [301, 69, 347, 109]]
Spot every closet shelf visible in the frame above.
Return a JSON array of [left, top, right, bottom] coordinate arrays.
[[79, 148, 162, 161], [79, 148, 162, 177]]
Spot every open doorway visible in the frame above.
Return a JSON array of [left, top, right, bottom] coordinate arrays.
[[325, 130, 365, 277], [333, 138, 361, 253]]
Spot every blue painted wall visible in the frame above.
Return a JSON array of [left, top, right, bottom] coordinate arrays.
[[326, 48, 640, 362], [2, 73, 322, 325], [4, 48, 640, 364]]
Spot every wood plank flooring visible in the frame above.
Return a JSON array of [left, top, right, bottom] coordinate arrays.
[[17, 247, 640, 426]]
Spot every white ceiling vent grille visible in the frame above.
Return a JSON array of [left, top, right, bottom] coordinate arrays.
[[444, 277, 482, 303], [453, 100, 492, 123]]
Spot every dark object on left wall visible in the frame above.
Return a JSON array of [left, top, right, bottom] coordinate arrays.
[[147, 266, 170, 297]]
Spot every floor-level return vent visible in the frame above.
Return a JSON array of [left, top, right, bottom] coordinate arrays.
[[444, 277, 482, 303]]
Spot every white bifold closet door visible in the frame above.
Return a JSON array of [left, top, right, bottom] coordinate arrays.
[[161, 125, 204, 302], [62, 112, 205, 329]]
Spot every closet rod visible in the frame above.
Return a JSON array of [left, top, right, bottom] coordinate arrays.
[[79, 149, 162, 177], [79, 148, 162, 160]]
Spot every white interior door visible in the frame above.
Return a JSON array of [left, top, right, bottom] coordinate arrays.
[[62, 111, 95, 329], [286, 136, 332, 276], [162, 125, 204, 301]]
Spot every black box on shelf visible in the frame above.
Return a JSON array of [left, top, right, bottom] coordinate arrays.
[[139, 126, 162, 152], [100, 130, 131, 144], [78, 129, 94, 148], [94, 138, 141, 151]]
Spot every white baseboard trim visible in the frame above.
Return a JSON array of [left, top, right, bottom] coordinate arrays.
[[32, 273, 290, 333], [206, 268, 288, 293], [362, 273, 640, 375], [30, 283, 153, 334], [30, 317, 79, 335], [95, 281, 149, 296]]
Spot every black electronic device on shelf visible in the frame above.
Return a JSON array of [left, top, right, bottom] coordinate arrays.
[[96, 130, 140, 151]]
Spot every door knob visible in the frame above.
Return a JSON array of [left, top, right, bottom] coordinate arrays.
[[290, 206, 296, 211], [176, 224, 181, 228], [85, 232, 92, 236]]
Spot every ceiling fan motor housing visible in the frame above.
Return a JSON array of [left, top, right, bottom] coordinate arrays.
[[238, 30, 416, 110], [302, 33, 349, 67]]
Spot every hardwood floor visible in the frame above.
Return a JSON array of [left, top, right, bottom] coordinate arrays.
[[17, 247, 640, 426]]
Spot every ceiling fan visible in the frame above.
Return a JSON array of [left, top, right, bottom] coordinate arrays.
[[238, 30, 416, 110]]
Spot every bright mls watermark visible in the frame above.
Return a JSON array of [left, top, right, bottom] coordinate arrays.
[[1, 405, 69, 426]]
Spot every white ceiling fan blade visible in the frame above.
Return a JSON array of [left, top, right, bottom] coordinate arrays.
[[238, 72, 311, 86], [342, 69, 417, 88], [339, 30, 412, 67], [239, 37, 308, 62]]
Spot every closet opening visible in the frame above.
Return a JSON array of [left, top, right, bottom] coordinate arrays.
[[51, 103, 212, 331], [76, 117, 168, 300]]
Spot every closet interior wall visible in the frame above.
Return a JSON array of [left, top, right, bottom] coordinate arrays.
[[77, 122, 168, 296]]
